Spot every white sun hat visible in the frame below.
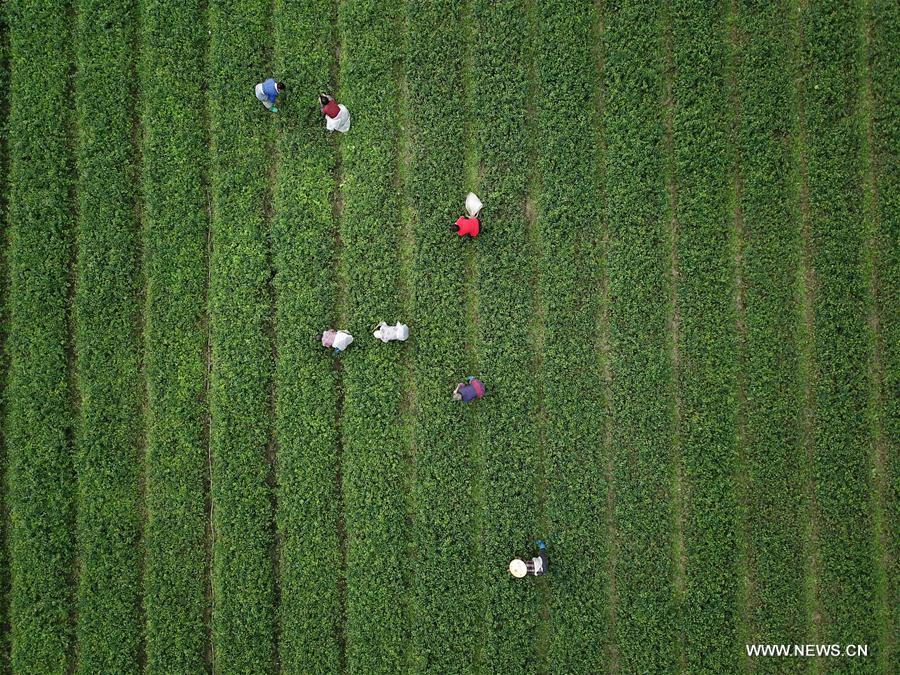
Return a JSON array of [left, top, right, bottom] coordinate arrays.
[[509, 558, 527, 578], [465, 192, 483, 218]]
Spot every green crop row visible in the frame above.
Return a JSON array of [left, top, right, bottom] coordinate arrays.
[[73, 0, 142, 671], [669, 0, 741, 670], [0, 6, 9, 672], [602, 1, 678, 671], [271, 2, 342, 672], [405, 1, 481, 670], [207, 0, 275, 670], [338, 1, 411, 672], [867, 1, 898, 667], [472, 0, 542, 672], [532, 2, 609, 673], [5, 0, 77, 670], [139, 0, 210, 670], [5, 0, 76, 671], [731, 0, 807, 661], [799, 0, 878, 667]]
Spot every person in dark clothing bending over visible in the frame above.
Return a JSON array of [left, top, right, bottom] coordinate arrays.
[[509, 540, 547, 578]]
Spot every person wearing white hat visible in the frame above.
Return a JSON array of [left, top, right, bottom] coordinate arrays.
[[373, 321, 409, 343], [315, 329, 354, 354], [509, 540, 547, 578]]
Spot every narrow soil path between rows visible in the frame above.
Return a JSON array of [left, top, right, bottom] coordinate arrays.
[[859, 5, 894, 670], [128, 1, 149, 669], [330, 0, 348, 670], [395, 3, 419, 669], [525, 0, 552, 669], [64, 2, 81, 670], [0, 9, 11, 673], [725, 4, 754, 672], [660, 5, 686, 672], [790, 0, 823, 662], [262, 0, 281, 668], [591, 2, 618, 673], [460, 0, 487, 668], [199, 1, 215, 671]]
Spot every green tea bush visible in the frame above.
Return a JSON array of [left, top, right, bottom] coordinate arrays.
[[5, 0, 76, 670], [732, 0, 807, 656], [73, 0, 142, 670], [867, 3, 899, 665], [208, 0, 275, 669], [533, 1, 609, 672], [473, 0, 542, 671], [272, 1, 343, 671], [602, 1, 678, 670], [139, 0, 210, 670], [800, 1, 878, 667], [338, 1, 411, 672], [669, 0, 741, 670], [406, 1, 480, 670]]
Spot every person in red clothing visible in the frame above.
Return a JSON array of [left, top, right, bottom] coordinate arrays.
[[319, 93, 351, 132], [452, 214, 480, 238], [453, 192, 483, 238]]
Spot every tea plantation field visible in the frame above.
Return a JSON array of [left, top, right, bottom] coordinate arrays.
[[0, 0, 896, 672]]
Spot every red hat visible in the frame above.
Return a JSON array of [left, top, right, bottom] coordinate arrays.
[[322, 100, 340, 118]]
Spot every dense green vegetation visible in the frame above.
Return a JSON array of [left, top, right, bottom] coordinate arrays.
[[405, 1, 480, 672], [799, 1, 879, 668], [603, 1, 678, 671], [0, 0, 893, 671], [0, 6, 9, 672], [669, 0, 741, 670], [534, 2, 608, 673], [731, 0, 807, 660], [472, 0, 541, 672], [338, 1, 410, 672], [271, 2, 342, 672], [139, 0, 210, 670], [207, 0, 276, 669], [5, 0, 76, 671], [866, 1, 898, 669], [73, 0, 142, 670]]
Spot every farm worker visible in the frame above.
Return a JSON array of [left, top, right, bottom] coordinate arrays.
[[319, 93, 351, 133], [453, 193, 483, 238], [255, 78, 285, 112], [452, 376, 485, 402], [316, 329, 354, 354], [452, 215, 480, 238], [373, 321, 409, 342], [509, 540, 547, 578]]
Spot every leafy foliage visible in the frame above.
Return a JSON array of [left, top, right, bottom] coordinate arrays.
[[338, 1, 411, 672], [799, 1, 879, 667], [207, 0, 276, 669], [5, 0, 76, 670], [866, 2, 899, 668], [271, 2, 342, 672], [669, 0, 741, 670], [602, 1, 678, 671], [73, 0, 142, 670], [139, 0, 210, 670], [405, 1, 481, 670], [532, 2, 609, 672], [731, 0, 807, 659], [472, 0, 543, 672]]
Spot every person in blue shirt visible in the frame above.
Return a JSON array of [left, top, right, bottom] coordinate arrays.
[[255, 78, 285, 112]]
